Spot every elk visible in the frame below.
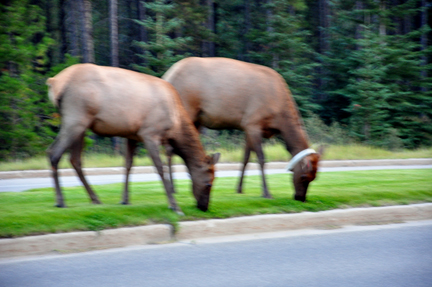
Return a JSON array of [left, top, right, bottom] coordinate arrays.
[[46, 63, 220, 214], [163, 57, 321, 202]]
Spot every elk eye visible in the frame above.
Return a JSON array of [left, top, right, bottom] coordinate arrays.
[[206, 183, 212, 188]]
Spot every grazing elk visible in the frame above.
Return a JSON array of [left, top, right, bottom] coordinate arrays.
[[46, 64, 220, 214], [163, 57, 321, 202]]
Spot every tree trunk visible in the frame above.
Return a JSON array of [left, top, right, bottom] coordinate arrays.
[[110, 0, 119, 67], [202, 0, 215, 57], [208, 0, 215, 57], [266, 0, 278, 69], [318, 0, 329, 97], [45, 0, 61, 65], [243, 0, 251, 61], [319, 0, 329, 53], [403, 0, 411, 35], [110, 0, 120, 152], [355, 1, 364, 50], [79, 0, 94, 63], [137, 0, 147, 58], [59, 0, 67, 60], [379, 0, 386, 37], [391, 0, 402, 35], [65, 0, 80, 57], [420, 0, 427, 91], [289, 4, 295, 16], [125, 0, 134, 63]]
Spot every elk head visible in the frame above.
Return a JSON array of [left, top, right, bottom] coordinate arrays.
[[288, 147, 323, 202], [191, 153, 220, 211]]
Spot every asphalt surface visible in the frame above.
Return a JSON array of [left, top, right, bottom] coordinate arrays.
[[1, 165, 431, 192], [1, 220, 431, 287]]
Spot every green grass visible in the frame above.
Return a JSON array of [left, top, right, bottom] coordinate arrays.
[[0, 144, 431, 171], [0, 169, 431, 238], [320, 144, 432, 160]]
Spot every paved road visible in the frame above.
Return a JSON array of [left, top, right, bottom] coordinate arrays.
[[1, 221, 431, 287], [1, 165, 431, 192]]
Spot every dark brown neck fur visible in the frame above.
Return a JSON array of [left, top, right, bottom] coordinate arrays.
[[279, 82, 310, 156], [169, 116, 207, 171]]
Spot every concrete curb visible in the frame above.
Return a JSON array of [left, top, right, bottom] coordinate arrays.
[[1, 158, 431, 179], [1, 203, 431, 258], [0, 225, 172, 259], [175, 203, 432, 240]]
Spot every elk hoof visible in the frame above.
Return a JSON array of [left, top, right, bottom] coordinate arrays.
[[120, 201, 130, 205], [197, 204, 208, 212], [294, 195, 306, 202], [55, 203, 66, 208], [262, 194, 273, 199], [169, 206, 184, 216]]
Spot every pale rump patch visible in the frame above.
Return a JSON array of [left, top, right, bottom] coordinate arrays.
[[46, 78, 56, 106], [162, 61, 184, 83]]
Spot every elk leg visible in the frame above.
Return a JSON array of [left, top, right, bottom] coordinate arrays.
[[236, 143, 251, 194], [47, 127, 84, 207], [144, 139, 183, 215], [246, 129, 272, 199], [47, 137, 67, 207], [69, 135, 101, 204], [121, 139, 137, 204], [165, 145, 175, 194]]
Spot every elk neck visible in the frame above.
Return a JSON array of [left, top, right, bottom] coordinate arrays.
[[279, 96, 311, 157], [169, 117, 208, 173]]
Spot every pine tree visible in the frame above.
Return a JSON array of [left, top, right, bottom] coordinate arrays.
[[214, 0, 246, 60], [0, 0, 55, 159], [249, 0, 319, 115], [110, 0, 119, 67], [383, 25, 432, 148], [322, 0, 432, 148], [316, 0, 358, 124], [171, 0, 214, 57], [343, 26, 393, 147], [79, 0, 95, 63], [0, 0, 431, 160], [133, 0, 191, 77]]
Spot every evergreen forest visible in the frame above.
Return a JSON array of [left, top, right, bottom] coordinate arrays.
[[0, 0, 431, 161]]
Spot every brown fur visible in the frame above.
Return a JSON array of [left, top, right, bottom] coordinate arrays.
[[47, 63, 219, 213], [163, 57, 321, 201]]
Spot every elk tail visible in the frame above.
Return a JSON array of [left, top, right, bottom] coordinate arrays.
[[46, 77, 63, 108]]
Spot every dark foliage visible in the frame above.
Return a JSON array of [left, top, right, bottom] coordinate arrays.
[[0, 0, 431, 161]]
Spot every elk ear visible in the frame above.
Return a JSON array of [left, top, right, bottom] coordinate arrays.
[[210, 153, 220, 165]]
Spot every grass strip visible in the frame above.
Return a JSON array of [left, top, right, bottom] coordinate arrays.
[[0, 144, 431, 171], [0, 169, 431, 238]]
